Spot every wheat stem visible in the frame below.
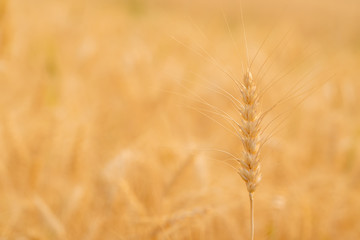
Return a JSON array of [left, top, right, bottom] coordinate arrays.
[[250, 192, 254, 240]]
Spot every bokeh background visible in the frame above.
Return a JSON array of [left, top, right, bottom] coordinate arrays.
[[0, 0, 359, 239]]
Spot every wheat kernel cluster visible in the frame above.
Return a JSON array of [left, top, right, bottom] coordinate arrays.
[[237, 70, 262, 194]]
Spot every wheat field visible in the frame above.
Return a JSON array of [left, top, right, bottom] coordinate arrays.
[[0, 0, 359, 239]]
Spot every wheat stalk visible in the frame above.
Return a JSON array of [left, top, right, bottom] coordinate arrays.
[[237, 70, 262, 240]]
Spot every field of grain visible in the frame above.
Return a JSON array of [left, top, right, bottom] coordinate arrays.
[[0, 0, 359, 239]]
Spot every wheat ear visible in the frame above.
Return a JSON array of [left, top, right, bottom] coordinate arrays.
[[237, 70, 262, 240]]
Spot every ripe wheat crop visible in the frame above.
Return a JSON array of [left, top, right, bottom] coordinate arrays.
[[237, 70, 262, 240]]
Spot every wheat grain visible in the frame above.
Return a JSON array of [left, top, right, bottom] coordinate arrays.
[[237, 70, 262, 193], [237, 70, 262, 240]]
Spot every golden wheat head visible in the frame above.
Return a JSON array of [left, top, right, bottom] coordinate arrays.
[[237, 70, 262, 194]]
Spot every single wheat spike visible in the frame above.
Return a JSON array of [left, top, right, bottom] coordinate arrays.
[[237, 70, 262, 240]]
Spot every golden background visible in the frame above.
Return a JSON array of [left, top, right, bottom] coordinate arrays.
[[0, 0, 359, 239]]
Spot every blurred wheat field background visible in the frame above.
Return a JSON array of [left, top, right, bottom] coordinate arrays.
[[0, 0, 359, 239]]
